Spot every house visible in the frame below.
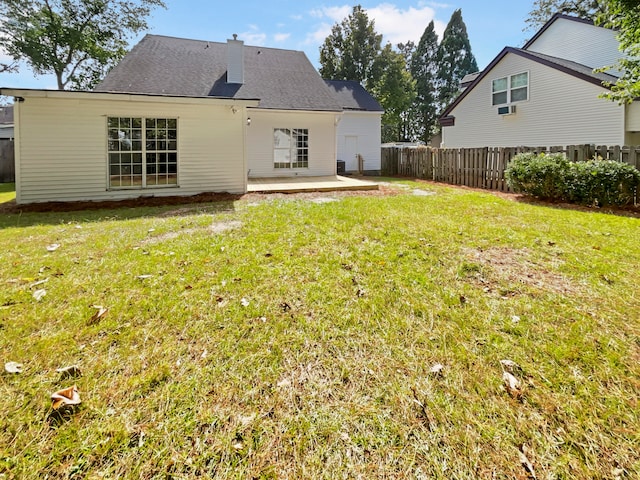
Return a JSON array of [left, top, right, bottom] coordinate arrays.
[[439, 14, 640, 148], [1, 34, 381, 204], [0, 105, 13, 139], [324, 80, 383, 174], [0, 105, 15, 183]]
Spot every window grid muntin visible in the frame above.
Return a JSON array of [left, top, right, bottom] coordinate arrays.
[[491, 72, 529, 106], [108, 116, 177, 189], [274, 128, 309, 169]]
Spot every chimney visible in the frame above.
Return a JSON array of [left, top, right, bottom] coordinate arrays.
[[227, 34, 244, 84]]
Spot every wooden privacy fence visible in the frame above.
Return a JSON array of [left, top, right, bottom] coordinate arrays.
[[0, 139, 15, 183], [381, 144, 640, 192]]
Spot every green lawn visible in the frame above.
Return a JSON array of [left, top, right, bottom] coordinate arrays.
[[0, 183, 15, 204], [1, 179, 638, 479]]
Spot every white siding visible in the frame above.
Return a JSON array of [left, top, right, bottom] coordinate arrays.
[[441, 53, 625, 148], [246, 109, 337, 177], [627, 101, 640, 132], [15, 96, 247, 204], [526, 18, 620, 72], [336, 111, 381, 172]]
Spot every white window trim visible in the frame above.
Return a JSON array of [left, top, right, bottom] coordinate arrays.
[[491, 71, 529, 106], [273, 127, 309, 169], [106, 116, 179, 190]]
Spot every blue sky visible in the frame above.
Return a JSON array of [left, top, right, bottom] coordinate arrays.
[[1, 1, 535, 89]]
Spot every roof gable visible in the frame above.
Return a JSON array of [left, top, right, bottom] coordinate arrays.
[[96, 35, 342, 112], [440, 47, 617, 119], [522, 13, 596, 50], [324, 80, 383, 112]]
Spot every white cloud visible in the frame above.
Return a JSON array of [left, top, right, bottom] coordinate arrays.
[[274, 33, 291, 43], [305, 22, 333, 46], [306, 3, 446, 48], [290, 14, 303, 21], [368, 3, 443, 45], [309, 5, 351, 21], [240, 25, 267, 46]]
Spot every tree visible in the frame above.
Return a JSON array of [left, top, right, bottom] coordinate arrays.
[[372, 44, 416, 143], [436, 10, 478, 113], [319, 5, 382, 89], [410, 21, 439, 143], [525, 0, 608, 30], [0, 0, 166, 90], [0, 62, 18, 73], [596, 0, 640, 103]]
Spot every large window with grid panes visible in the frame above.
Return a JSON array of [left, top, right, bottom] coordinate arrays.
[[273, 128, 309, 169], [491, 72, 528, 106], [108, 117, 178, 188]]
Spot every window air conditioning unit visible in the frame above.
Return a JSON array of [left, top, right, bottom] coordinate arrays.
[[498, 105, 516, 115]]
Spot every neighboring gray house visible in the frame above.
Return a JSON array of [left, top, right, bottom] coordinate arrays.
[[2, 34, 382, 204], [324, 80, 383, 174], [439, 14, 640, 148], [0, 105, 13, 139]]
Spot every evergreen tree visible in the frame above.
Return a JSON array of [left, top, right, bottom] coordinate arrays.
[[436, 10, 478, 113], [372, 44, 416, 143], [319, 5, 382, 89], [410, 21, 439, 143]]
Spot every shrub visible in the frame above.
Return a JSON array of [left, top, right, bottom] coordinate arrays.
[[565, 159, 640, 206], [504, 153, 569, 200], [505, 153, 640, 206]]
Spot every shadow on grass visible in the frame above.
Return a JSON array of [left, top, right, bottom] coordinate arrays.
[[509, 194, 640, 219], [409, 178, 640, 219]]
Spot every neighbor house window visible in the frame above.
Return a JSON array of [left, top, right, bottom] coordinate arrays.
[[274, 128, 309, 168], [108, 117, 177, 188], [492, 72, 528, 106]]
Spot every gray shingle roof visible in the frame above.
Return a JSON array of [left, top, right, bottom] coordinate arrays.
[[324, 80, 383, 112], [95, 34, 343, 112], [515, 48, 618, 85]]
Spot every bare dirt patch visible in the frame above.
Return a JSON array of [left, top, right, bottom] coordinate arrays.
[[210, 220, 242, 234], [0, 184, 401, 214], [463, 246, 580, 296], [141, 220, 243, 246]]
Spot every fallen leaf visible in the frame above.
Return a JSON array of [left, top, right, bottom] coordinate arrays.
[[429, 363, 444, 375], [519, 444, 537, 479], [280, 302, 292, 312], [241, 298, 250, 307], [511, 315, 521, 323], [5, 361, 23, 374], [51, 385, 81, 410], [56, 365, 82, 379], [39, 266, 51, 273], [88, 305, 108, 325], [503, 371, 522, 399], [500, 359, 523, 374], [33, 289, 47, 301], [46, 243, 61, 252], [30, 278, 49, 288], [136, 274, 153, 280]]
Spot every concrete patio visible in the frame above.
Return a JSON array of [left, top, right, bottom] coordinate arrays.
[[247, 175, 378, 193]]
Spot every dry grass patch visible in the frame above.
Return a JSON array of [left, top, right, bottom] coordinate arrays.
[[461, 246, 581, 296]]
